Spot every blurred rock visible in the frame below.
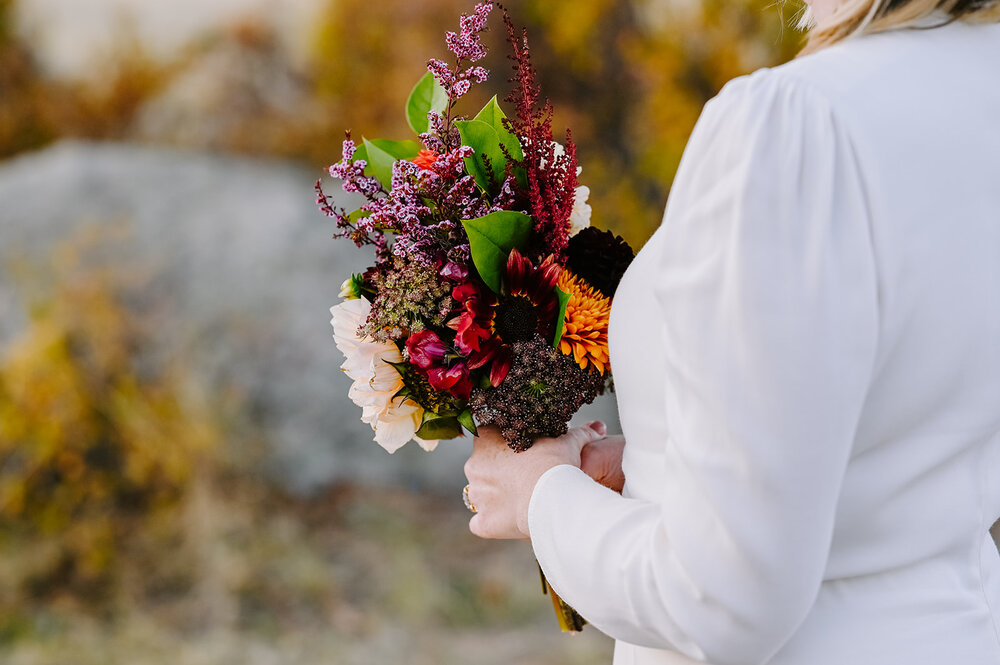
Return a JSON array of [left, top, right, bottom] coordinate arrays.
[[0, 141, 620, 494], [133, 21, 314, 152]]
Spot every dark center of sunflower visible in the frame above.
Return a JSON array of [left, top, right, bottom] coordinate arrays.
[[494, 296, 538, 343]]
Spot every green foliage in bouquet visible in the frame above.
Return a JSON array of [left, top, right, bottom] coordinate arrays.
[[462, 211, 532, 295], [407, 71, 450, 135]]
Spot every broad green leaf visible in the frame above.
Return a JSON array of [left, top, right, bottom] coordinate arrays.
[[458, 409, 478, 437], [352, 144, 368, 164], [362, 138, 397, 190], [416, 414, 464, 440], [474, 96, 524, 163], [345, 207, 372, 225], [349, 140, 418, 192], [368, 138, 421, 161], [462, 211, 533, 294], [406, 71, 448, 135], [473, 96, 506, 131], [456, 120, 507, 194], [552, 287, 572, 347]]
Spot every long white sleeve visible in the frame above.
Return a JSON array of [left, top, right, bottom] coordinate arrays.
[[528, 69, 881, 665]]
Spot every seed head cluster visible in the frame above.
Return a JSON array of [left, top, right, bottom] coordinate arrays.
[[359, 256, 456, 342], [469, 335, 604, 451]]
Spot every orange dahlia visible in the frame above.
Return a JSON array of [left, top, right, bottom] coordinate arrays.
[[556, 270, 611, 374]]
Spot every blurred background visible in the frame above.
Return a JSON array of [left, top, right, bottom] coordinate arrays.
[[0, 0, 812, 663]]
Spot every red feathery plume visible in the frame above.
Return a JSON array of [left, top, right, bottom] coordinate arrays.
[[501, 9, 579, 261]]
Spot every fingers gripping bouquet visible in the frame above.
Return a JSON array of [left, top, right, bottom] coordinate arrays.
[[319, 3, 634, 631]]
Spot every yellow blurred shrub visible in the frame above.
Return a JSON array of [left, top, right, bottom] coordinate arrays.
[[0, 231, 220, 600]]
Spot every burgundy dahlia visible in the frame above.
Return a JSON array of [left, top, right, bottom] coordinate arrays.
[[447, 249, 562, 387]]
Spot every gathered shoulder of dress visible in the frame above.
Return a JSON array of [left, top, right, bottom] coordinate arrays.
[[528, 16, 1000, 665]]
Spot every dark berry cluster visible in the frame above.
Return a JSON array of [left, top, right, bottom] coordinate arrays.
[[469, 335, 604, 451]]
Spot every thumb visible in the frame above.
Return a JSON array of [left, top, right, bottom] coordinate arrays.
[[561, 421, 606, 456]]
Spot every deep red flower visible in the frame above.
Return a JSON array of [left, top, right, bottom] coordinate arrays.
[[427, 363, 472, 400], [466, 335, 512, 387], [450, 281, 495, 355], [406, 329, 449, 369], [503, 249, 561, 324], [405, 329, 473, 400]]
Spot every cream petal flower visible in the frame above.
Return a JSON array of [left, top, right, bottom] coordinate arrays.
[[331, 298, 372, 378], [372, 397, 424, 453], [331, 297, 436, 454], [414, 436, 439, 452]]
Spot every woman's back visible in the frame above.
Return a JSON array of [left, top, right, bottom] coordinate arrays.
[[529, 13, 1000, 665], [769, 15, 1000, 663]]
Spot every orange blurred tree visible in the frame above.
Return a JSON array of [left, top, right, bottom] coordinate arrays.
[[0, 0, 808, 246], [308, 0, 808, 247]]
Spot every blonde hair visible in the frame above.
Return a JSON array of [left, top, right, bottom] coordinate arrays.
[[797, 0, 1000, 55]]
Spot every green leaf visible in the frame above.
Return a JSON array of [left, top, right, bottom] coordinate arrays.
[[462, 211, 533, 294], [406, 71, 448, 135], [552, 287, 571, 348], [362, 138, 397, 190], [368, 138, 421, 161], [352, 144, 368, 164], [458, 410, 478, 437], [416, 414, 464, 440], [455, 120, 507, 194], [347, 208, 371, 224], [473, 96, 523, 163]]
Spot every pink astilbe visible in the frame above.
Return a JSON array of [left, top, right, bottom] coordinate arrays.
[[502, 10, 579, 261]]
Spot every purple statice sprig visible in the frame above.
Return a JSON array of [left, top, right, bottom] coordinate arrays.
[[384, 145, 491, 266], [426, 2, 493, 150], [317, 137, 391, 257], [315, 179, 389, 260], [329, 137, 384, 199]]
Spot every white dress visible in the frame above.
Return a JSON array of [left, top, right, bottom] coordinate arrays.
[[528, 14, 1000, 665]]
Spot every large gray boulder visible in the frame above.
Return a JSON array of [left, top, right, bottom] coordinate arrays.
[[0, 141, 619, 494]]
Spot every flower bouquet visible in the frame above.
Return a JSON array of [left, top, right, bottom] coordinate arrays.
[[319, 2, 634, 632]]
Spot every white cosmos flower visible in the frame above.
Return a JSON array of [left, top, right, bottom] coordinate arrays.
[[330, 298, 438, 453], [569, 185, 592, 237]]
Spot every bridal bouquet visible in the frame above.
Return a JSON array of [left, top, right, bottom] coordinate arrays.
[[319, 2, 633, 631]]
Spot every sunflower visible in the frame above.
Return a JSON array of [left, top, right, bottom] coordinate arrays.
[[556, 270, 611, 374]]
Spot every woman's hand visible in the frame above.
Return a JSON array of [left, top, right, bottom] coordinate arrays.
[[580, 435, 626, 493], [464, 422, 607, 540]]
